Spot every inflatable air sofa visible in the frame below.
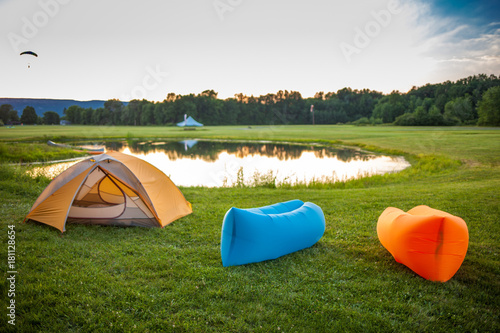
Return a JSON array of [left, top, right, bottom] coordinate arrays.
[[221, 200, 325, 267], [377, 205, 468, 282]]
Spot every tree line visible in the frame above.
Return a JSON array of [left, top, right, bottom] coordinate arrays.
[[0, 105, 60, 126], [2, 74, 499, 127]]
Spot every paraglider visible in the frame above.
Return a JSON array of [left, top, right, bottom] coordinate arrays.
[[20, 51, 38, 68]]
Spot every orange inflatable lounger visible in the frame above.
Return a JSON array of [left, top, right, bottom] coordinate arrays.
[[377, 205, 469, 282]]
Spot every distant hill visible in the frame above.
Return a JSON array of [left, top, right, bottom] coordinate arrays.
[[0, 98, 116, 117]]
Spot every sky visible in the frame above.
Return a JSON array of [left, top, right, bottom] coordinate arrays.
[[1, 0, 499, 101]]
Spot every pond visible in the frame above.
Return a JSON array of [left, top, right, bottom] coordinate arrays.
[[33, 140, 410, 187]]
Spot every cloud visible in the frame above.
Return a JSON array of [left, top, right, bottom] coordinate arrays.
[[405, 0, 500, 81], [431, 26, 500, 79]]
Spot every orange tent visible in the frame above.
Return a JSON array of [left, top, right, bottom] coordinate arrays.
[[377, 205, 468, 282], [25, 151, 192, 232]]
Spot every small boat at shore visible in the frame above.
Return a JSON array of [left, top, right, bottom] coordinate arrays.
[[47, 140, 105, 155], [47, 140, 70, 148]]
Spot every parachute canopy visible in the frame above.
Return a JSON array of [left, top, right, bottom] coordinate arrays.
[[20, 51, 38, 57]]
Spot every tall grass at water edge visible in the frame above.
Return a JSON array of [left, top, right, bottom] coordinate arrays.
[[223, 154, 460, 189]]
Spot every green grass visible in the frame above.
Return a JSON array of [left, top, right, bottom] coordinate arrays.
[[0, 142, 86, 163], [0, 125, 499, 332]]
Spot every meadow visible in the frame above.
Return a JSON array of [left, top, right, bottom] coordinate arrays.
[[0, 125, 499, 332]]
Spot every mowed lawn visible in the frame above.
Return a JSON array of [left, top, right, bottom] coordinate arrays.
[[0, 125, 499, 332]]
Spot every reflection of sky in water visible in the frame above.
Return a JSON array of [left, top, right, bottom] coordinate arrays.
[[121, 147, 410, 187], [30, 142, 410, 187]]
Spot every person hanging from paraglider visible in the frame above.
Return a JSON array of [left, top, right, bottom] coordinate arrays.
[[20, 51, 38, 68]]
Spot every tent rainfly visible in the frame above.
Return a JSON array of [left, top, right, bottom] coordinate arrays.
[[24, 151, 192, 232], [177, 115, 203, 127]]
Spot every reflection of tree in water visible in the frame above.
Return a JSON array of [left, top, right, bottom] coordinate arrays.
[[331, 148, 376, 162], [100, 140, 376, 162]]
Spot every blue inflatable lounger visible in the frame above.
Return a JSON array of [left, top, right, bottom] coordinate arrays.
[[221, 199, 326, 267]]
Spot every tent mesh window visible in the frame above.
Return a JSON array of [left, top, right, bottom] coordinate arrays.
[[67, 166, 158, 227]]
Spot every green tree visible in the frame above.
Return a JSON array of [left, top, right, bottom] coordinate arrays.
[[91, 108, 103, 124], [140, 102, 155, 125], [153, 103, 166, 125], [43, 111, 60, 125], [104, 99, 124, 125], [222, 99, 240, 125], [9, 110, 20, 123], [196, 91, 224, 125], [83, 108, 93, 124], [0, 104, 20, 124], [20, 106, 38, 124], [122, 100, 144, 125], [477, 86, 500, 126], [163, 103, 176, 125], [427, 105, 446, 125], [0, 104, 14, 123], [372, 92, 406, 123], [173, 98, 197, 123], [444, 96, 474, 125], [64, 105, 84, 124], [394, 112, 416, 126]]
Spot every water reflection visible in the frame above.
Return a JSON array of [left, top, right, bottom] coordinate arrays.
[[111, 140, 409, 187], [33, 140, 410, 187], [105, 140, 381, 163]]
